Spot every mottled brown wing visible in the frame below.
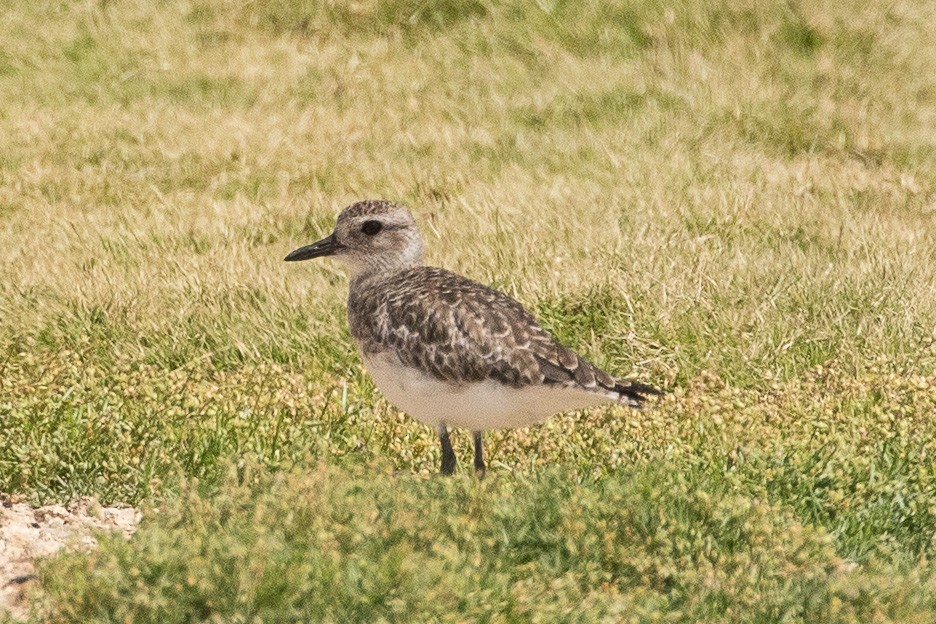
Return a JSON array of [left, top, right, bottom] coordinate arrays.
[[350, 267, 659, 404]]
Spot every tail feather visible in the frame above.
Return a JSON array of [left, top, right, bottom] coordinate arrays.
[[613, 378, 663, 407], [530, 351, 663, 408]]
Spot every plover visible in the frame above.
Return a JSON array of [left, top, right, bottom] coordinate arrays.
[[285, 199, 660, 475]]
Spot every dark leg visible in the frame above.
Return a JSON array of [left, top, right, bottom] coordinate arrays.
[[438, 423, 457, 475], [473, 431, 486, 478]]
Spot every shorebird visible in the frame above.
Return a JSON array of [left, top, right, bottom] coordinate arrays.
[[285, 200, 660, 475]]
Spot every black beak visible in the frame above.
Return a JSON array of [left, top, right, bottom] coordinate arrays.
[[284, 233, 343, 262]]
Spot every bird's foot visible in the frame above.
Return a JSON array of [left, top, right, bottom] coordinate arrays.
[[439, 423, 457, 476]]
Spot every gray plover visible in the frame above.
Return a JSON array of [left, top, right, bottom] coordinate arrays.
[[285, 199, 660, 475]]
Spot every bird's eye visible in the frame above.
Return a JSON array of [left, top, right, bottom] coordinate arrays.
[[361, 220, 383, 236]]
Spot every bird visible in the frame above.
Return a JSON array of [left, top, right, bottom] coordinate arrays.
[[285, 199, 661, 476]]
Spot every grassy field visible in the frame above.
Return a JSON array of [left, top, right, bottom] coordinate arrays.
[[2, 0, 936, 620]]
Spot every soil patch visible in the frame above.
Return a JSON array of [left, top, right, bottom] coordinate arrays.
[[0, 494, 139, 620]]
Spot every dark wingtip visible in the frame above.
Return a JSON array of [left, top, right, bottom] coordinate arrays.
[[630, 381, 665, 396], [615, 379, 665, 407]]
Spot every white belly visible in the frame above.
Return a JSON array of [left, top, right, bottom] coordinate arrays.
[[362, 352, 612, 430]]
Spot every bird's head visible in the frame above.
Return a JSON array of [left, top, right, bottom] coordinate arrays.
[[285, 199, 425, 277]]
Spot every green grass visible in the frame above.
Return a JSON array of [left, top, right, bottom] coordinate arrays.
[[2, 0, 936, 620], [26, 462, 936, 623]]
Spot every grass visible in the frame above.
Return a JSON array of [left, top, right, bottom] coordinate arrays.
[[28, 463, 936, 623], [1, 0, 935, 620]]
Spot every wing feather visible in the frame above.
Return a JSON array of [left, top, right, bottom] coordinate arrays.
[[347, 267, 660, 405]]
